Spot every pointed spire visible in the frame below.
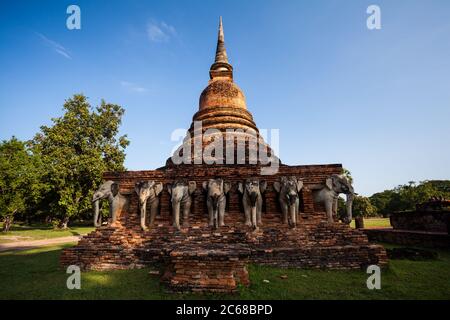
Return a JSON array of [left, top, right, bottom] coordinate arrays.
[[214, 16, 228, 64], [210, 17, 233, 80]]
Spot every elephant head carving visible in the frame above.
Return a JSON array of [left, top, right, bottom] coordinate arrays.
[[274, 176, 304, 228], [202, 178, 231, 229], [313, 174, 355, 224], [134, 180, 163, 230], [167, 180, 197, 230], [238, 178, 267, 230], [92, 181, 128, 227]]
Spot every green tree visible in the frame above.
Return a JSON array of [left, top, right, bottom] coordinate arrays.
[[369, 190, 397, 217], [425, 180, 450, 194], [0, 137, 45, 232], [369, 180, 450, 216], [352, 195, 377, 217], [342, 168, 353, 184], [31, 94, 129, 228], [338, 195, 377, 219]]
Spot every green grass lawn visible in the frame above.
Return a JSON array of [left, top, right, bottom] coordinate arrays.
[[351, 218, 391, 229], [0, 223, 95, 243], [0, 243, 449, 300]]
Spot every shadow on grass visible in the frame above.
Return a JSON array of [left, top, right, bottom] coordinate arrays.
[[7, 224, 53, 232], [69, 230, 82, 237], [0, 244, 232, 300]]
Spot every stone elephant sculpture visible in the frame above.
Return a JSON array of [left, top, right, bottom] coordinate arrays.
[[238, 178, 267, 230], [92, 181, 129, 227], [167, 180, 197, 230], [202, 178, 231, 229], [273, 176, 304, 228], [312, 174, 355, 224], [134, 180, 163, 231]]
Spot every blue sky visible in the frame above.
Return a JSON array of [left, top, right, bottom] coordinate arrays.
[[1, 0, 449, 196]]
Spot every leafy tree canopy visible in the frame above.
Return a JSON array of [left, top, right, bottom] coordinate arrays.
[[369, 180, 450, 216], [31, 94, 129, 228], [0, 137, 46, 231]]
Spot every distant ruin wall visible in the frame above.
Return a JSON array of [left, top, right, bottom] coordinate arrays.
[[390, 211, 450, 233], [364, 229, 450, 249]]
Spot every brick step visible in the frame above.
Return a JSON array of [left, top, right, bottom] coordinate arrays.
[[61, 217, 383, 271]]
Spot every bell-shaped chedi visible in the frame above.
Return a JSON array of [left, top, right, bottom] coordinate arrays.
[[167, 18, 279, 168]]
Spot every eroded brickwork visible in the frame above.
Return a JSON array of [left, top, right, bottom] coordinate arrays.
[[60, 164, 388, 292]]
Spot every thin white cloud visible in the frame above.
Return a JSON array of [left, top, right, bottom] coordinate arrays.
[[147, 20, 177, 43], [120, 81, 148, 93], [36, 32, 72, 59]]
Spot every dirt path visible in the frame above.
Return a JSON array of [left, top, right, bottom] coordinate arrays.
[[0, 236, 81, 252]]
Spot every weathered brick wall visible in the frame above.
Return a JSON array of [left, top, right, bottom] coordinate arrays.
[[103, 163, 343, 228], [61, 213, 388, 272], [60, 162, 388, 293], [390, 211, 450, 233], [161, 245, 251, 293], [364, 229, 450, 249]]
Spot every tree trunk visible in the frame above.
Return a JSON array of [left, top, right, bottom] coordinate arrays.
[[58, 216, 70, 229], [2, 215, 14, 232], [355, 215, 365, 229]]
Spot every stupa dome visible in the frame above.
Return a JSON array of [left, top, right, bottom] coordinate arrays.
[[199, 79, 247, 111], [166, 17, 279, 167]]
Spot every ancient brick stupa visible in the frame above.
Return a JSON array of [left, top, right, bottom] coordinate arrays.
[[167, 17, 277, 168], [61, 18, 387, 293]]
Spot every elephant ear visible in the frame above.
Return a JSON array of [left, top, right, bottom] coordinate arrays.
[[237, 182, 244, 194], [154, 182, 164, 196], [134, 181, 141, 195], [202, 181, 208, 191], [325, 178, 333, 190], [223, 182, 231, 194], [296, 179, 304, 192], [260, 181, 267, 194], [273, 181, 281, 193], [188, 181, 197, 195], [166, 183, 172, 195], [111, 182, 120, 197]]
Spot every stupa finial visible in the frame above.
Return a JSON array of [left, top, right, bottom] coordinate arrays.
[[210, 17, 233, 80], [215, 16, 228, 64]]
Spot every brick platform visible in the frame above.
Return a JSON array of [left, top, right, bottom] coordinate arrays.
[[60, 164, 388, 292], [364, 228, 450, 249], [161, 244, 251, 293], [60, 168, 388, 293]]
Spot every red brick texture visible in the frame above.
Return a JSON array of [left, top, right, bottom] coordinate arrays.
[[60, 163, 388, 293]]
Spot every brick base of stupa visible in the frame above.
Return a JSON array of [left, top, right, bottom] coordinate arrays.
[[60, 164, 388, 293], [60, 215, 387, 293]]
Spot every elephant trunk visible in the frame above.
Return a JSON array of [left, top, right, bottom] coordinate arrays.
[[212, 195, 221, 228], [213, 207, 219, 229], [287, 193, 297, 206], [172, 199, 181, 229], [251, 205, 257, 229], [93, 199, 101, 227], [345, 193, 354, 224], [140, 201, 147, 231], [250, 192, 258, 207], [211, 195, 220, 211], [289, 203, 297, 227]]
